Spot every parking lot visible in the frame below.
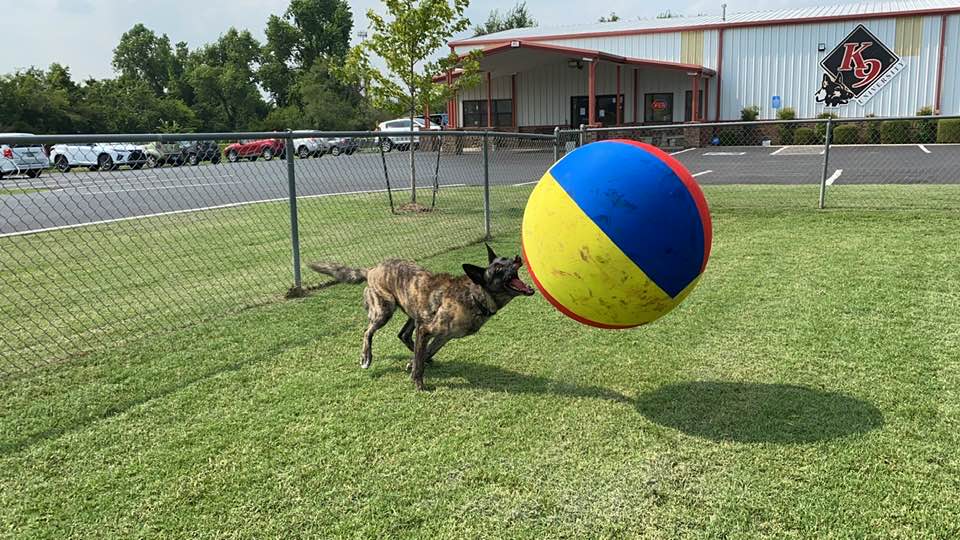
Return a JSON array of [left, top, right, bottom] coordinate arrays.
[[1, 142, 959, 235]]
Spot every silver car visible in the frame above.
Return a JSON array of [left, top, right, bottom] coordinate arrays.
[[0, 133, 49, 179]]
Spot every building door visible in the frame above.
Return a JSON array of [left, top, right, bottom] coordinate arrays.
[[645, 93, 674, 124], [684, 90, 704, 122], [570, 95, 624, 127], [570, 96, 589, 127]]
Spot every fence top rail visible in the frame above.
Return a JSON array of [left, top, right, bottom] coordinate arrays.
[[558, 114, 960, 135], [0, 129, 555, 145]]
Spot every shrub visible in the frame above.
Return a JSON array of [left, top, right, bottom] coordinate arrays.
[[863, 114, 881, 144], [880, 120, 913, 144], [915, 106, 937, 143], [794, 127, 818, 145], [777, 107, 796, 144], [740, 106, 760, 121], [831, 124, 861, 145], [816, 112, 838, 141], [937, 119, 960, 143]]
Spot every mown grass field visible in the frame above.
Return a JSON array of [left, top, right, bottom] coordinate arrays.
[[1, 184, 959, 538]]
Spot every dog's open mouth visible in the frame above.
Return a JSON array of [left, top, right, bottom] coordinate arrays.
[[507, 276, 535, 296]]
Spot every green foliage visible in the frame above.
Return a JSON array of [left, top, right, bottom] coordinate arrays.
[[831, 124, 861, 145], [472, 2, 536, 36], [816, 112, 837, 141], [794, 127, 817, 145], [937, 119, 960, 143], [880, 120, 913, 144], [740, 105, 760, 121], [598, 12, 620, 22], [777, 107, 796, 145], [112, 24, 177, 96], [915, 106, 937, 144], [863, 114, 881, 144]]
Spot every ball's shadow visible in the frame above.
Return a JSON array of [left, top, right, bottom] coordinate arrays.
[[381, 358, 882, 444], [635, 381, 884, 444]]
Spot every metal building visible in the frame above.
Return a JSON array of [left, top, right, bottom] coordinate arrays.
[[443, 0, 960, 130]]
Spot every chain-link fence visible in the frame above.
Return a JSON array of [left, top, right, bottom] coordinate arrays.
[[2, 117, 958, 375], [0, 130, 553, 376], [566, 115, 960, 211]]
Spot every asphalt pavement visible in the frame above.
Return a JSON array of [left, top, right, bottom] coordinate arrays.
[[1, 143, 958, 235]]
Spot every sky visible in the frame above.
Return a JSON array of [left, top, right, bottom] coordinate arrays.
[[1, 0, 873, 81]]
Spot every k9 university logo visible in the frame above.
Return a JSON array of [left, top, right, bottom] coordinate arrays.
[[815, 24, 904, 107]]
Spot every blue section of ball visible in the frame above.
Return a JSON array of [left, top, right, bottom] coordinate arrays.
[[548, 140, 706, 298]]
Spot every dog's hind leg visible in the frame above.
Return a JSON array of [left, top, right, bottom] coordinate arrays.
[[361, 287, 395, 369], [397, 317, 415, 352], [411, 325, 431, 391], [424, 335, 450, 363]]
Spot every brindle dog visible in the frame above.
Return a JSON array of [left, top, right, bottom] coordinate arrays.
[[308, 245, 535, 390]]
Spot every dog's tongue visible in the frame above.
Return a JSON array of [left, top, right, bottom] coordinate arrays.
[[509, 276, 535, 295]]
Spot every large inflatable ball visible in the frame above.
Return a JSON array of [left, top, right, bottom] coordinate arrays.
[[521, 139, 712, 328]]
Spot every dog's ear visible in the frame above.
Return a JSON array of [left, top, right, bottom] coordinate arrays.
[[463, 264, 487, 286], [486, 243, 497, 263]]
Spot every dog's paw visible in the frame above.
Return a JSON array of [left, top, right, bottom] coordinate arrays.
[[360, 358, 372, 369], [405, 361, 413, 372]]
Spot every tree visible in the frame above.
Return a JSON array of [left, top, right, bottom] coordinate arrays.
[[342, 0, 481, 206], [112, 24, 176, 96], [598, 12, 621, 22], [260, 0, 353, 108], [472, 2, 536, 36], [187, 28, 266, 131]]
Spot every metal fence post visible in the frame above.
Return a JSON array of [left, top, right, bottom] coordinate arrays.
[[553, 126, 561, 162], [818, 118, 834, 209], [579, 123, 586, 147], [284, 136, 303, 296], [483, 131, 491, 240]]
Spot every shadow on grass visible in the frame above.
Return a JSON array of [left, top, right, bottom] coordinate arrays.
[[383, 360, 882, 444], [377, 357, 631, 404], [635, 381, 884, 444]]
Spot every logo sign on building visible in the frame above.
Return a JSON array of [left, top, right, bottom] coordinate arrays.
[[651, 100, 668, 111], [815, 24, 904, 107]]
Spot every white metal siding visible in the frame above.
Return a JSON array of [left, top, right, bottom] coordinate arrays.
[[719, 16, 943, 119], [942, 14, 960, 114], [539, 34, 683, 64]]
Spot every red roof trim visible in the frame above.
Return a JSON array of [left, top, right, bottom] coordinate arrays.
[[469, 41, 715, 75], [450, 6, 960, 47]]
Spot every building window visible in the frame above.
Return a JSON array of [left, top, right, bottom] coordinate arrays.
[[463, 99, 513, 128], [645, 93, 674, 124], [685, 90, 704, 122]]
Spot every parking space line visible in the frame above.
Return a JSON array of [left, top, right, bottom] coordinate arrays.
[[825, 169, 843, 186], [670, 148, 696, 156], [703, 151, 746, 156], [918, 144, 931, 154], [692, 170, 713, 177], [770, 146, 788, 155]]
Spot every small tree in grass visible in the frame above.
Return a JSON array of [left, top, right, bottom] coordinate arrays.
[[339, 0, 481, 209]]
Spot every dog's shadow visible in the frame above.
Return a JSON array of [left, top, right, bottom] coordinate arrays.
[[377, 357, 883, 444]]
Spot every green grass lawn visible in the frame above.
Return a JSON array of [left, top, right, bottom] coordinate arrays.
[[1, 185, 959, 537]]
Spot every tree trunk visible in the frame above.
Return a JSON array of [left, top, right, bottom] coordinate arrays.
[[409, 100, 417, 204]]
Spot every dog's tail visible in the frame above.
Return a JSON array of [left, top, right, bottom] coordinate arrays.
[[307, 262, 368, 284]]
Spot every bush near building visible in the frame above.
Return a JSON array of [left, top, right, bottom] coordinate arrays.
[[832, 124, 861, 144], [794, 127, 818, 145], [915, 107, 937, 144], [880, 120, 914, 144], [777, 107, 797, 145], [937, 119, 960, 143], [863, 114, 882, 144]]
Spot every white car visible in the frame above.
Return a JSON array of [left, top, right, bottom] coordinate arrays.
[[0, 133, 49, 179], [292, 131, 325, 159], [376, 118, 441, 152], [49, 142, 148, 172]]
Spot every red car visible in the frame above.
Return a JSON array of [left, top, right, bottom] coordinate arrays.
[[223, 138, 285, 162]]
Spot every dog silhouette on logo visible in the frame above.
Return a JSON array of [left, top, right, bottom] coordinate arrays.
[[815, 71, 855, 107]]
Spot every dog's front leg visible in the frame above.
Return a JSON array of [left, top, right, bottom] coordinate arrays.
[[411, 325, 430, 391]]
